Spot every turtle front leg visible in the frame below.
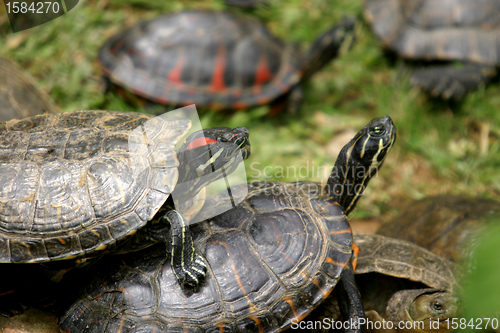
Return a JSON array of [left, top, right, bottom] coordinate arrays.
[[410, 63, 496, 100], [336, 257, 365, 333], [152, 210, 206, 290]]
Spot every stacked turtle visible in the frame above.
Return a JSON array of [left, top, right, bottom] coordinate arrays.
[[99, 10, 355, 114], [0, 110, 251, 320], [364, 0, 500, 99], [57, 116, 396, 332]]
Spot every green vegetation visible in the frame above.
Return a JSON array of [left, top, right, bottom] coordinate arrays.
[[0, 0, 498, 219]]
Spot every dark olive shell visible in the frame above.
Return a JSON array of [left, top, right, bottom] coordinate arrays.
[[0, 110, 190, 263], [99, 10, 302, 109], [59, 181, 353, 332], [0, 57, 59, 121]]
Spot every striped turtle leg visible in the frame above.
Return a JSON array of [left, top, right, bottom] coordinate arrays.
[[161, 210, 207, 290]]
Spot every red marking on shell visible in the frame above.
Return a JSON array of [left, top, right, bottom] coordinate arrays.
[[352, 243, 359, 271], [168, 55, 185, 84], [233, 101, 248, 109], [210, 42, 227, 91], [255, 55, 274, 85], [187, 137, 217, 150]]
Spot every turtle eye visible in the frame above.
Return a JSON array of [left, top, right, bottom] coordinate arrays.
[[372, 125, 384, 135], [431, 301, 443, 311]]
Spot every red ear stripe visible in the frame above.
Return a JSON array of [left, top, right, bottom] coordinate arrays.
[[187, 137, 218, 150]]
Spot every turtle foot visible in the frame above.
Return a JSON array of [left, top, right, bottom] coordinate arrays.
[[172, 252, 207, 291], [410, 63, 496, 100]]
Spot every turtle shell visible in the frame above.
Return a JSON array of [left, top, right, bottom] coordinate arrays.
[[305, 233, 459, 330], [354, 233, 458, 292], [378, 195, 500, 262], [364, 0, 500, 65], [59, 181, 353, 332], [99, 10, 303, 110], [0, 110, 191, 263], [0, 57, 59, 121]]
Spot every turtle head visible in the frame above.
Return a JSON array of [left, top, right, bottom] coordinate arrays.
[[176, 126, 250, 189], [325, 116, 396, 215], [301, 17, 356, 80], [386, 288, 459, 333]]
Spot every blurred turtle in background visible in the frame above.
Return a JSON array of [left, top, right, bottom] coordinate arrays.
[[364, 0, 500, 99], [0, 57, 59, 121], [99, 10, 355, 115], [377, 195, 500, 263]]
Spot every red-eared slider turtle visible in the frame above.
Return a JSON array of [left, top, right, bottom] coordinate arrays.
[[58, 116, 396, 333], [99, 10, 355, 114], [306, 234, 460, 333], [0, 110, 250, 290], [0, 57, 59, 121], [364, 0, 500, 99], [378, 196, 500, 263]]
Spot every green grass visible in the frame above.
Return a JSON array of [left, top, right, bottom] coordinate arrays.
[[1, 0, 499, 215]]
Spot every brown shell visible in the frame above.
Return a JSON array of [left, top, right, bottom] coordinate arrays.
[[0, 110, 191, 263], [378, 195, 500, 262], [364, 0, 500, 65], [0, 57, 59, 121], [354, 233, 458, 292]]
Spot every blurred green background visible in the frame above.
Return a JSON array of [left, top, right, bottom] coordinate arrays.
[[1, 0, 499, 319]]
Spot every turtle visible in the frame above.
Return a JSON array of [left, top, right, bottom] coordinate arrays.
[[98, 10, 355, 114], [377, 195, 500, 263], [305, 234, 460, 333], [58, 116, 396, 333], [0, 57, 59, 121], [364, 0, 500, 99], [0, 110, 251, 291]]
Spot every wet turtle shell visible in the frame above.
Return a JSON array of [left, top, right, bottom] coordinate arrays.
[[0, 57, 59, 121], [99, 10, 354, 112], [0, 110, 191, 263], [58, 181, 354, 332], [364, 0, 500, 99], [378, 195, 500, 263], [307, 234, 460, 333]]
